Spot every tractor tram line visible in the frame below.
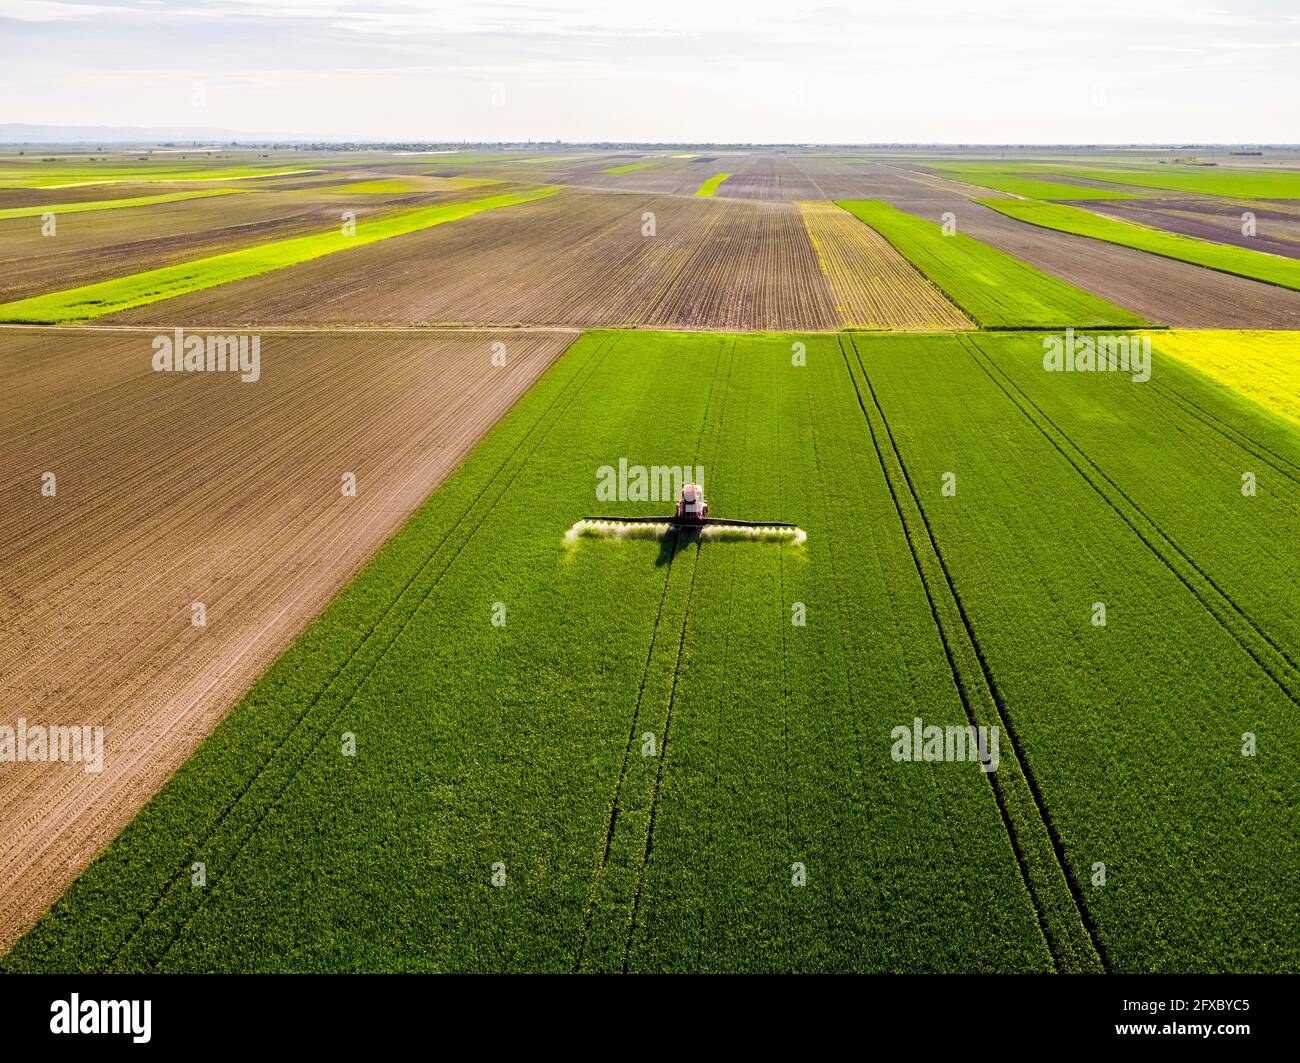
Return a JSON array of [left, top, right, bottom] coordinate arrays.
[[621, 536, 703, 972], [619, 338, 737, 969], [837, 336, 1108, 973], [963, 336, 1300, 708]]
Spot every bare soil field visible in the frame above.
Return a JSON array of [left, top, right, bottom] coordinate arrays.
[[637, 194, 836, 327], [796, 200, 971, 329], [712, 157, 824, 201], [0, 325, 576, 952], [703, 156, 952, 202], [0, 192, 433, 302], [106, 191, 844, 331], [556, 155, 836, 200], [560, 155, 735, 196], [835, 162, 1006, 204]]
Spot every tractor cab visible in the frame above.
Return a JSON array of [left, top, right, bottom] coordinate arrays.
[[675, 483, 708, 524]]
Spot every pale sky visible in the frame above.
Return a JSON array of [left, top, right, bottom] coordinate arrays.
[[1, 0, 1297, 142]]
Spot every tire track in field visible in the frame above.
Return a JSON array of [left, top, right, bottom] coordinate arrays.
[[837, 334, 1059, 963], [787, 157, 830, 200], [621, 537, 702, 972], [692, 525, 741, 970], [839, 336, 1107, 973], [775, 365, 793, 840], [1145, 378, 1300, 491], [615, 338, 736, 970], [963, 337, 1300, 707], [803, 365, 892, 964], [574, 337, 734, 971], [688, 350, 752, 970], [572, 527, 682, 971], [104, 331, 612, 970]]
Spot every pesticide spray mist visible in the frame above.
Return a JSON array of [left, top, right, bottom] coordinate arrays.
[[564, 520, 806, 547]]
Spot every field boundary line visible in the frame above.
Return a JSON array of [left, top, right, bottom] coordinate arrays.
[[798, 201, 975, 331], [146, 332, 617, 971], [841, 335, 1108, 973], [101, 330, 607, 969], [964, 336, 1300, 706]]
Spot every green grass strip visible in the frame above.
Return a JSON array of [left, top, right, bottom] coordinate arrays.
[[837, 200, 1146, 329], [600, 161, 656, 174], [0, 165, 316, 189], [0, 188, 249, 221], [0, 187, 560, 324], [934, 170, 1141, 201], [327, 177, 496, 194], [924, 161, 1300, 199], [983, 199, 1300, 291], [694, 172, 732, 197], [325, 179, 433, 194], [857, 157, 1300, 198], [1037, 166, 1300, 200]]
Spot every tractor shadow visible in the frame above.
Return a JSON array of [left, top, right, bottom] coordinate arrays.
[[656, 527, 686, 566], [654, 526, 802, 566]]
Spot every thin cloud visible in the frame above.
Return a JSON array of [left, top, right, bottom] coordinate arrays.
[[2, 0, 1296, 140]]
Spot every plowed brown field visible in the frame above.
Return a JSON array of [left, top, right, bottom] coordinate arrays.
[[711, 158, 824, 201], [639, 197, 837, 328], [563, 156, 721, 195], [796, 201, 972, 329], [560, 155, 835, 200], [106, 191, 844, 331], [0, 325, 576, 952]]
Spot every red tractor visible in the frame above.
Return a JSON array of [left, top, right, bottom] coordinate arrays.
[[675, 483, 708, 524]]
